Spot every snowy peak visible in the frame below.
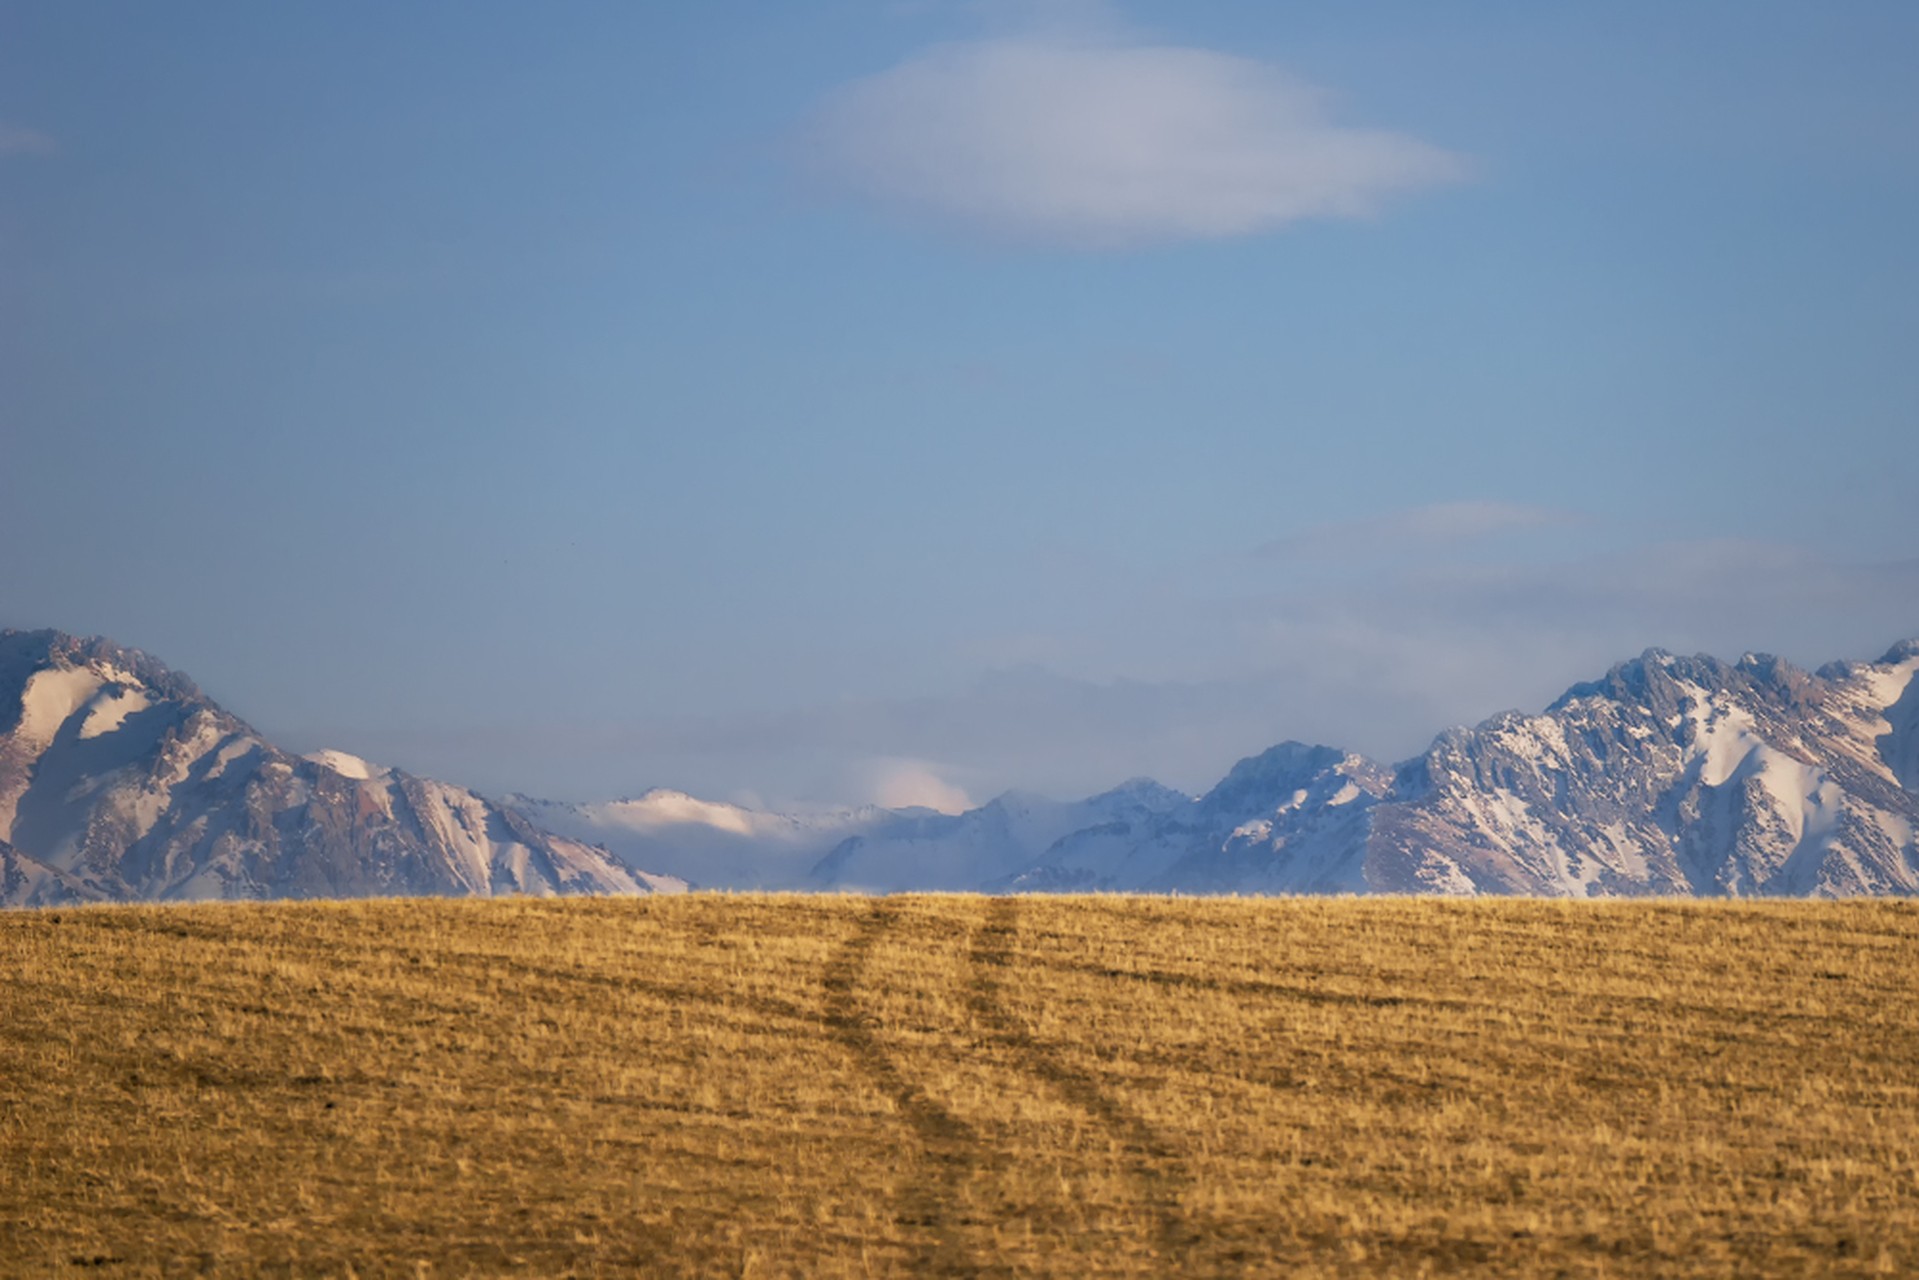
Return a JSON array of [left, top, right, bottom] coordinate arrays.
[[305, 749, 391, 781], [1199, 742, 1386, 820], [1877, 638, 1919, 667], [941, 640, 1919, 899], [982, 744, 1381, 895], [0, 629, 206, 725], [1550, 648, 1723, 723], [1364, 641, 1919, 897], [0, 630, 681, 906]]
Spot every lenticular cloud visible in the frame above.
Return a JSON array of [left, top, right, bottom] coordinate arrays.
[[802, 38, 1468, 249]]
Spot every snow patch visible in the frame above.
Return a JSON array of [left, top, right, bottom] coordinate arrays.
[[1493, 715, 1570, 766], [16, 667, 105, 745], [1862, 659, 1919, 791], [1870, 809, 1914, 855], [1597, 822, 1653, 879], [1686, 692, 1768, 788], [78, 685, 151, 739], [204, 736, 258, 781], [1410, 855, 1477, 895], [1857, 660, 1918, 716], [305, 749, 390, 781], [412, 781, 495, 894], [1753, 751, 1843, 850]]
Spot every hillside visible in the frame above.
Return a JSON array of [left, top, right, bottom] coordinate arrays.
[[4, 895, 1917, 1276]]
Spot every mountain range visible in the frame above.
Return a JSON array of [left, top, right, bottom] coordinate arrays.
[[0, 630, 685, 906], [997, 644, 1919, 898], [2, 627, 1915, 904]]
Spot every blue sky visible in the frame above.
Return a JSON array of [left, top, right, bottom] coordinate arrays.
[[4, 1, 1917, 809]]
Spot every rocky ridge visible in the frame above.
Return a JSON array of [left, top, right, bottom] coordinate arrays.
[[981, 643, 1919, 898], [0, 630, 683, 906]]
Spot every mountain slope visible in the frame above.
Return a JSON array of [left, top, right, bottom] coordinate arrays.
[[1357, 645, 1919, 897], [0, 631, 682, 905], [995, 745, 1387, 893], [994, 643, 1919, 899]]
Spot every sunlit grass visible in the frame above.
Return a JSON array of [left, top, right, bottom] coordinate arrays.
[[3, 894, 1916, 1277]]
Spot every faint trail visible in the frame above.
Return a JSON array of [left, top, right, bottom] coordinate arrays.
[[965, 896, 1195, 1265], [821, 901, 989, 1278]]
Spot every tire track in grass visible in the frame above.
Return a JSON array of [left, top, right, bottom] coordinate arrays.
[[821, 900, 989, 1278], [966, 896, 1195, 1265]]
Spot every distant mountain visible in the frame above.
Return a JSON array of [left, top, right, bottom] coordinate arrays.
[[809, 777, 1191, 892], [1357, 644, 1919, 896], [988, 643, 1919, 898], [1002, 744, 1392, 894], [6, 628, 1917, 903], [510, 789, 897, 889], [0, 630, 684, 906]]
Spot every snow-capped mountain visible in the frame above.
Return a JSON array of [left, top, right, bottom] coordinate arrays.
[[994, 642, 1919, 898], [1354, 644, 1919, 896], [0, 630, 684, 906], [5, 627, 1916, 903], [1008, 743, 1393, 894], [809, 777, 1191, 892]]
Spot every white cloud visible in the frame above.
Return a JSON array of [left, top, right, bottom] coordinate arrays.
[[0, 124, 56, 157], [800, 35, 1466, 247], [1258, 501, 1576, 560], [864, 757, 974, 813]]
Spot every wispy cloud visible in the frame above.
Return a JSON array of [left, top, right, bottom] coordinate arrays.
[[799, 32, 1467, 248], [0, 124, 57, 157], [861, 757, 974, 813], [1258, 501, 1578, 560]]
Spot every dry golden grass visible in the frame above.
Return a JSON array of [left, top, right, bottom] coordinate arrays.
[[3, 894, 1917, 1278]]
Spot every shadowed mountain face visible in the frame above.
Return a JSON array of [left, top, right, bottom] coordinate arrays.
[[0, 631, 682, 906]]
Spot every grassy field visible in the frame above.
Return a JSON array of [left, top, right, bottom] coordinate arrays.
[[3, 895, 1917, 1278]]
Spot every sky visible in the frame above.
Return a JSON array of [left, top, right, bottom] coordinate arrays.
[[4, 1, 1918, 811]]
